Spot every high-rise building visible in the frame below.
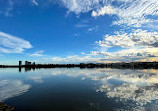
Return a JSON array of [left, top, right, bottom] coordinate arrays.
[[19, 61, 22, 66]]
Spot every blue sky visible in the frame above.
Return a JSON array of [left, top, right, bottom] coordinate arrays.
[[0, 0, 158, 64]]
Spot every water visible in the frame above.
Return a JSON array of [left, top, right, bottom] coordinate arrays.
[[0, 68, 158, 111]]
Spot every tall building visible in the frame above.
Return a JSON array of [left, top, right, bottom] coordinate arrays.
[[19, 61, 22, 66]]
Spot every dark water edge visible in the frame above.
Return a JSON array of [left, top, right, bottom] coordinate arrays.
[[0, 102, 14, 111]]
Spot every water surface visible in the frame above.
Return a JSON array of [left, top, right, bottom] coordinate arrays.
[[0, 68, 158, 111]]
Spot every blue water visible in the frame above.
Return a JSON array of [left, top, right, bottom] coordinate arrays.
[[0, 68, 158, 111]]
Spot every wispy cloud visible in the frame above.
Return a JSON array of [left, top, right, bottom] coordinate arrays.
[[29, 50, 45, 57], [91, 0, 158, 27], [3, 0, 13, 16], [31, 0, 38, 6], [75, 23, 88, 28], [88, 26, 98, 32], [92, 5, 116, 17], [59, 0, 100, 14], [0, 31, 32, 53], [36, 55, 110, 64], [58, 0, 158, 27], [2, 0, 157, 27]]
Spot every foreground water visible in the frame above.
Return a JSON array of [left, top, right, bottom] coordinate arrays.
[[0, 68, 158, 111]]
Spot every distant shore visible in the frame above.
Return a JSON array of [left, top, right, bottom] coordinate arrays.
[[0, 62, 158, 69]]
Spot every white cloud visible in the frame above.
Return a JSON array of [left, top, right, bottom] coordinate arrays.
[[58, 0, 158, 27], [91, 0, 158, 27], [116, 0, 158, 27], [88, 26, 98, 32], [59, 0, 100, 14], [39, 46, 158, 63], [2, 0, 157, 27], [50, 55, 98, 63], [0, 31, 32, 53], [32, 0, 38, 6], [96, 29, 158, 48], [90, 47, 158, 62], [91, 29, 158, 62], [111, 48, 158, 62], [36, 55, 109, 64], [92, 5, 116, 17], [81, 52, 85, 55], [116, 0, 158, 18], [90, 51, 112, 57], [29, 50, 45, 57], [88, 28, 94, 31]]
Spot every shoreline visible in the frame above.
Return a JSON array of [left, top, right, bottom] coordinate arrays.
[[0, 62, 158, 69]]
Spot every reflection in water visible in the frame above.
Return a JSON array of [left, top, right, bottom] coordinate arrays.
[[0, 68, 158, 111], [24, 68, 158, 110], [98, 83, 158, 110], [0, 80, 30, 102]]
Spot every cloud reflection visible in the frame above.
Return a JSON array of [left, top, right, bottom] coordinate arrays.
[[0, 80, 30, 102], [26, 68, 158, 110], [2, 68, 157, 110]]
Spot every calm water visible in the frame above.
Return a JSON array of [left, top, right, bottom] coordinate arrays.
[[0, 68, 158, 111]]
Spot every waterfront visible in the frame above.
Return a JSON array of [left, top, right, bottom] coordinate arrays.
[[0, 68, 158, 111]]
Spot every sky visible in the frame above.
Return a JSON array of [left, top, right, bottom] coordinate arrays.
[[0, 0, 158, 65]]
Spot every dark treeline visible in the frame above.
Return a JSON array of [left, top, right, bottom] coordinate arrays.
[[0, 62, 158, 69]]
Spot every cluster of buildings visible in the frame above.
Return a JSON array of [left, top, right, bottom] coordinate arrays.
[[16, 61, 158, 69], [19, 61, 35, 66]]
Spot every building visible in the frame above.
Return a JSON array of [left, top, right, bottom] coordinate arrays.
[[19, 61, 22, 66], [25, 61, 32, 65]]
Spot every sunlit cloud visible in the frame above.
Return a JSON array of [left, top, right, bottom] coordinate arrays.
[[92, 29, 158, 62], [56, 0, 158, 62], [96, 29, 158, 48], [90, 48, 158, 62]]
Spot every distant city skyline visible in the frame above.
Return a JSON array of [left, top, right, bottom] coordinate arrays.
[[0, 0, 158, 65]]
